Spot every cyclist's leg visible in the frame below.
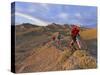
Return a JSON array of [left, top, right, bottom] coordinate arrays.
[[69, 40, 73, 47], [58, 39, 62, 48], [69, 38, 76, 50], [76, 38, 81, 49], [69, 35, 76, 47], [54, 39, 59, 48]]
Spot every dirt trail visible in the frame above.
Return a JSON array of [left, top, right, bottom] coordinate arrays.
[[17, 41, 96, 73], [17, 43, 63, 73]]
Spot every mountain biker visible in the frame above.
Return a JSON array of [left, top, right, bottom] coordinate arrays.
[[57, 32, 62, 46], [69, 24, 81, 49]]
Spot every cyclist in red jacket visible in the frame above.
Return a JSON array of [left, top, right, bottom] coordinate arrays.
[[69, 24, 81, 49]]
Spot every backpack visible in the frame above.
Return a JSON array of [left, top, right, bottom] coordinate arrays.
[[58, 34, 62, 39], [71, 26, 79, 37]]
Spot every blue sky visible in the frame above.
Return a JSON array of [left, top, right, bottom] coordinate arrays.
[[11, 2, 97, 28]]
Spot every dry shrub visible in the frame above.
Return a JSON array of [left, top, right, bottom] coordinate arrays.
[[59, 50, 73, 63], [62, 56, 79, 70], [63, 61, 75, 70], [62, 50, 97, 70], [79, 56, 97, 69], [72, 50, 89, 58]]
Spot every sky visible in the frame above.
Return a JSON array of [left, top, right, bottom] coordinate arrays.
[[11, 2, 97, 28]]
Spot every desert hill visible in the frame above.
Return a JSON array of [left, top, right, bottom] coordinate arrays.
[[15, 23, 97, 73], [16, 42, 97, 73]]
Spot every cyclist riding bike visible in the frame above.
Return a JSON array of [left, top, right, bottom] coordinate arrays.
[[69, 24, 81, 49]]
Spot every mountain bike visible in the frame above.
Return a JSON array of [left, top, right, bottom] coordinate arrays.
[[68, 35, 87, 50]]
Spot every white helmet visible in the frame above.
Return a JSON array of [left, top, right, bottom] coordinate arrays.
[[75, 23, 81, 27]]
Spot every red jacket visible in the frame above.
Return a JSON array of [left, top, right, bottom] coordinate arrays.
[[71, 26, 79, 37]]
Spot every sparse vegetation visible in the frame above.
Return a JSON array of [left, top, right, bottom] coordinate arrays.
[[58, 50, 73, 64], [79, 56, 97, 69], [62, 50, 97, 70], [73, 50, 89, 58], [15, 23, 97, 73]]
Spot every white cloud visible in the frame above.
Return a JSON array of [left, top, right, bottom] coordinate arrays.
[[58, 12, 69, 19], [18, 5, 36, 13], [28, 6, 36, 13], [69, 19, 81, 25], [75, 13, 82, 19], [14, 12, 50, 26], [40, 3, 50, 11]]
